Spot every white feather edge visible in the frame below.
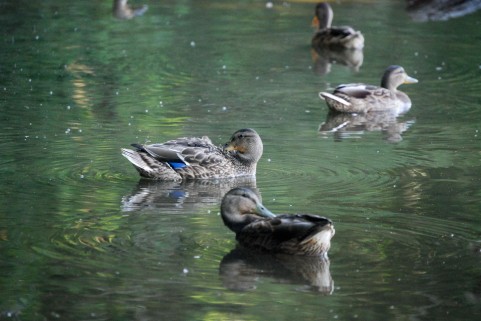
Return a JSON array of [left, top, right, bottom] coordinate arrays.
[[319, 92, 351, 107]]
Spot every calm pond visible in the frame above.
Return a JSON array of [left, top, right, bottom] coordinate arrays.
[[1, 0, 481, 320]]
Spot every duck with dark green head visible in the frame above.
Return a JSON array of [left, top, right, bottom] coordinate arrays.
[[220, 187, 335, 258]]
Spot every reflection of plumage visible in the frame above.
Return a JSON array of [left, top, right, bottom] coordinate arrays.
[[121, 177, 257, 212], [311, 47, 364, 76], [219, 248, 334, 293], [220, 187, 335, 257], [311, 2, 364, 50], [319, 111, 415, 143], [121, 129, 263, 181], [113, 0, 148, 20], [319, 65, 418, 113]]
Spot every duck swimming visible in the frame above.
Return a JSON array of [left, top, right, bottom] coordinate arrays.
[[220, 187, 335, 257], [319, 65, 419, 113], [311, 2, 364, 50], [121, 128, 263, 180], [113, 0, 148, 19]]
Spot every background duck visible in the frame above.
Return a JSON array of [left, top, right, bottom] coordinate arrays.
[[113, 0, 148, 20], [220, 187, 335, 257], [121, 128, 263, 180], [319, 65, 419, 113], [311, 2, 364, 50]]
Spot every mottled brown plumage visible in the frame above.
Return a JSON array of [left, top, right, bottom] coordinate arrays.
[[220, 187, 335, 257], [311, 2, 364, 50], [319, 65, 418, 113], [113, 0, 148, 19], [121, 129, 263, 181]]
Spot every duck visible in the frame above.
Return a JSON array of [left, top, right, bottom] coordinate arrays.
[[220, 187, 335, 257], [311, 2, 364, 50], [113, 0, 148, 20], [319, 65, 419, 113], [121, 128, 263, 181]]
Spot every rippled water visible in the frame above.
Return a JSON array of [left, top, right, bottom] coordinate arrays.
[[1, 0, 481, 320]]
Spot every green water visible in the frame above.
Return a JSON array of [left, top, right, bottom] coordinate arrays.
[[1, 0, 481, 320]]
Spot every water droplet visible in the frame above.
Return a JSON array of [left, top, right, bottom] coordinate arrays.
[[266, 2, 273, 8], [183, 268, 189, 274], [190, 41, 196, 47]]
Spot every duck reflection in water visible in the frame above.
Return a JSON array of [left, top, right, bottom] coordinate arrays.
[[219, 248, 334, 293], [121, 177, 257, 212], [113, 0, 148, 20], [319, 111, 416, 143], [311, 47, 363, 76]]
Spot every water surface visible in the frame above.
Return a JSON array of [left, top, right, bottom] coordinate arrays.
[[1, 0, 481, 320]]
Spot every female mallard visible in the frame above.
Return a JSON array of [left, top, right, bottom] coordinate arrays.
[[121, 128, 263, 180], [312, 2, 364, 50], [319, 65, 419, 113], [220, 187, 335, 257], [113, 0, 148, 20]]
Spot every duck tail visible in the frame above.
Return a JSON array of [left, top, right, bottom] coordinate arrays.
[[319, 92, 351, 107], [121, 148, 150, 172]]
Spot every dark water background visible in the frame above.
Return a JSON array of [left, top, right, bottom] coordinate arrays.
[[1, 0, 481, 320]]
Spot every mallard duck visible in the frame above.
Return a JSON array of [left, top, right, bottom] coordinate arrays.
[[319, 65, 419, 113], [113, 0, 148, 20], [121, 128, 263, 180], [220, 187, 335, 257], [311, 2, 364, 50]]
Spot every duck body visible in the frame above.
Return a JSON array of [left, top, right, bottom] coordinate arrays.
[[319, 65, 418, 113], [113, 0, 148, 20], [221, 187, 335, 257], [121, 129, 263, 181], [311, 2, 364, 50]]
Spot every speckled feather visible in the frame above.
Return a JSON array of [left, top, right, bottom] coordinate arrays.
[[311, 2, 364, 50], [319, 65, 418, 113], [236, 214, 334, 256], [220, 187, 335, 257], [121, 129, 263, 181]]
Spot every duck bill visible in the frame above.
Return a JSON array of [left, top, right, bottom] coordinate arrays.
[[311, 16, 319, 28], [256, 203, 276, 218], [404, 75, 418, 84], [224, 143, 235, 151]]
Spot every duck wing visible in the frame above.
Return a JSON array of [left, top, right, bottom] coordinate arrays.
[[238, 214, 332, 250], [132, 136, 224, 169], [334, 83, 386, 98]]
